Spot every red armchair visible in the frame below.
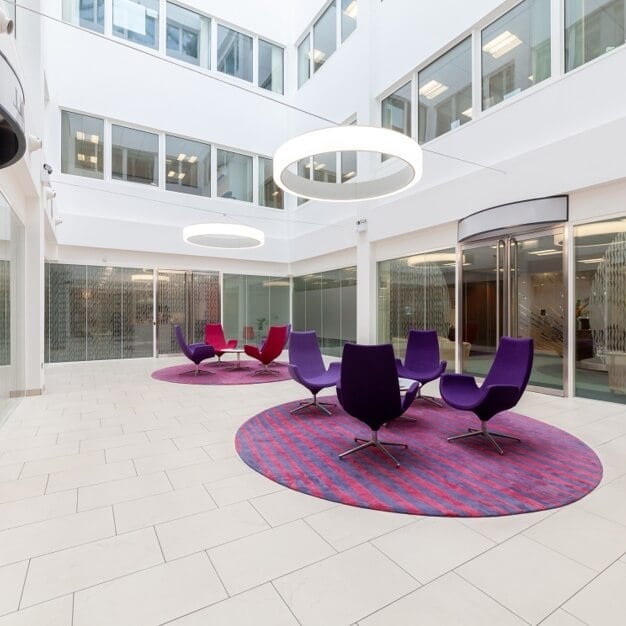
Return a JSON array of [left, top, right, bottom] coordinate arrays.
[[244, 325, 288, 375], [204, 323, 237, 364]]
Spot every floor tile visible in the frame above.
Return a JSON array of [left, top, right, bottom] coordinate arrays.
[[372, 517, 495, 584], [208, 519, 336, 595], [204, 471, 283, 507], [77, 472, 172, 511], [275, 543, 418, 626], [166, 584, 298, 625], [114, 485, 216, 533], [458, 509, 556, 543], [0, 443, 80, 467], [46, 460, 136, 493], [80, 432, 148, 453], [22, 527, 163, 607], [105, 439, 178, 463], [539, 609, 588, 625], [0, 476, 47, 505], [0, 464, 23, 482], [563, 560, 626, 625], [20, 450, 105, 479], [56, 425, 123, 444], [0, 595, 72, 626], [359, 572, 524, 626], [0, 561, 28, 616], [577, 474, 626, 526], [166, 457, 249, 489], [457, 535, 596, 624], [305, 505, 417, 552], [133, 447, 209, 475], [73, 552, 226, 626], [0, 491, 77, 532], [0, 507, 114, 566], [524, 507, 626, 571], [0, 435, 58, 453], [156, 500, 269, 561], [250, 488, 338, 527]]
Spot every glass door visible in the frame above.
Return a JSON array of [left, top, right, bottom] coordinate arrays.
[[461, 227, 565, 393]]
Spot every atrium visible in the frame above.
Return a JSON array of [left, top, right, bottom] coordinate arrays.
[[0, 0, 625, 624]]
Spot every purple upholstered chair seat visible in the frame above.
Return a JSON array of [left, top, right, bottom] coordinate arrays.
[[288, 331, 340, 415], [440, 336, 533, 454], [175, 325, 215, 376]]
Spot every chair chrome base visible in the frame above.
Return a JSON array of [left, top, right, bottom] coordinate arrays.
[[339, 430, 407, 467], [291, 394, 336, 416], [415, 386, 443, 407], [252, 364, 279, 376], [447, 422, 520, 455], [179, 364, 214, 377]]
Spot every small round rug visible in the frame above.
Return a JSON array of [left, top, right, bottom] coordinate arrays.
[[235, 397, 603, 517], [151, 361, 291, 385]]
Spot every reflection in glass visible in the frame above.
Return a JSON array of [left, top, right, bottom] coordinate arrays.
[[341, 0, 357, 41], [482, 0, 551, 111], [259, 40, 284, 94], [565, 0, 625, 71], [382, 82, 412, 136], [165, 135, 211, 196], [258, 157, 283, 209], [63, 0, 105, 32], [113, 0, 159, 49], [313, 1, 337, 72], [575, 218, 626, 404], [61, 111, 104, 179], [166, 2, 210, 67], [313, 152, 337, 183], [418, 38, 472, 144], [217, 25, 253, 82], [298, 34, 311, 87], [297, 158, 310, 206], [217, 149, 252, 202], [378, 251, 456, 367], [292, 267, 357, 357], [112, 124, 159, 186], [341, 150, 357, 182]]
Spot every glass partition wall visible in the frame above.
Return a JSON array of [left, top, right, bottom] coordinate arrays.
[[377, 251, 457, 367], [574, 217, 626, 404], [292, 267, 357, 357]]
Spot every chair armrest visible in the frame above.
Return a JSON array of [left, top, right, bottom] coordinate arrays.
[[287, 363, 303, 385], [244, 344, 261, 359], [440, 373, 478, 389], [227, 339, 238, 349], [395, 357, 404, 371], [327, 362, 341, 375], [401, 381, 420, 411], [439, 360, 448, 375], [480, 384, 521, 411]]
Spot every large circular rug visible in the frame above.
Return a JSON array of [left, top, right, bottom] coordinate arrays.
[[151, 361, 291, 385], [235, 397, 603, 517]]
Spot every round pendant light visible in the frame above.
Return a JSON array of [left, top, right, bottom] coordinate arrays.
[[273, 126, 423, 202], [183, 223, 265, 249]]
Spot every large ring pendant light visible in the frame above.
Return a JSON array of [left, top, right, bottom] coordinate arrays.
[[273, 126, 423, 202], [183, 223, 265, 249]]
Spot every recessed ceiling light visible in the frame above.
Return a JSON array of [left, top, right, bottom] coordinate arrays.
[[167, 170, 176, 177], [343, 0, 358, 19], [461, 108, 473, 118], [177, 153, 186, 161], [76, 131, 85, 141], [90, 134, 99, 144], [77, 153, 85, 161], [183, 223, 265, 249], [188, 155, 198, 163], [483, 30, 522, 59], [419, 79, 449, 100], [177, 172, 186, 180]]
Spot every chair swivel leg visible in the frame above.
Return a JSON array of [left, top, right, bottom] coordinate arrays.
[[290, 392, 334, 416], [339, 430, 407, 467], [447, 421, 520, 455]]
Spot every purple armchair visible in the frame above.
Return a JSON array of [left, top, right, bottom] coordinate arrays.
[[288, 331, 340, 415], [396, 329, 447, 407], [337, 343, 420, 467], [175, 325, 215, 376], [440, 337, 533, 454]]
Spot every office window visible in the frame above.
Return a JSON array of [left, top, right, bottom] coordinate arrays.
[[165, 135, 210, 196], [259, 39, 284, 94], [313, 153, 337, 183], [341, 0, 357, 41], [340, 150, 357, 182], [258, 157, 283, 209], [298, 34, 311, 87], [61, 111, 104, 179], [482, 0, 551, 111], [313, 1, 337, 72], [112, 125, 159, 186], [297, 158, 310, 205], [63, 0, 104, 32], [217, 149, 252, 202], [418, 38, 472, 144], [565, 0, 625, 71], [217, 25, 253, 82], [166, 2, 210, 68], [113, 0, 159, 49], [382, 82, 412, 139]]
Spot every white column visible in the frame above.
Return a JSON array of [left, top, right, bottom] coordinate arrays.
[[356, 226, 375, 344]]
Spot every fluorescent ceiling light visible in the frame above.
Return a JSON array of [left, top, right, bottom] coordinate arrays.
[[579, 258, 604, 264], [89, 156, 97, 164], [343, 170, 356, 179], [183, 223, 265, 249], [167, 170, 176, 177], [343, 0, 358, 19], [188, 155, 198, 163], [313, 162, 326, 170], [530, 249, 560, 256], [131, 274, 170, 282], [271, 190, 279, 196], [177, 173, 185, 180], [262, 279, 290, 287], [482, 30, 522, 58], [77, 153, 85, 161], [177, 153, 186, 161], [419, 79, 448, 100], [461, 108, 473, 118], [273, 125, 423, 202], [576, 220, 626, 237], [408, 252, 456, 265], [76, 131, 85, 141], [311, 48, 326, 62], [90, 134, 99, 144]]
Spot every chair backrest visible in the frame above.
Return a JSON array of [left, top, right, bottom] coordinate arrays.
[[260, 325, 289, 362], [288, 331, 325, 377], [338, 343, 402, 430], [174, 325, 192, 360], [484, 337, 534, 396], [404, 329, 441, 371], [205, 323, 226, 349]]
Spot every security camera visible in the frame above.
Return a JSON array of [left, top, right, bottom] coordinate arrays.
[[28, 135, 43, 152], [0, 7, 14, 35], [43, 164, 53, 174], [45, 187, 56, 199]]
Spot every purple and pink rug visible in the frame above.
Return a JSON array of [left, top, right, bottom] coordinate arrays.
[[151, 361, 291, 385], [235, 398, 603, 517]]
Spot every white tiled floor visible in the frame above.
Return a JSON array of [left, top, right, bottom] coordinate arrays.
[[0, 355, 625, 625]]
